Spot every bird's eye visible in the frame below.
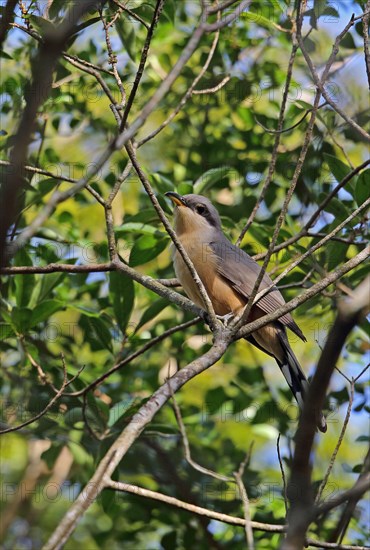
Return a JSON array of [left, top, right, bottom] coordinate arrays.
[[196, 204, 206, 215]]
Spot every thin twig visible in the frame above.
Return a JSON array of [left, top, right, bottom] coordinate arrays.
[[236, 41, 299, 246], [99, 8, 126, 106], [233, 90, 322, 331], [277, 434, 288, 515], [65, 318, 202, 398], [234, 448, 255, 550], [119, 0, 165, 131], [112, 0, 149, 29], [251, 196, 370, 307], [170, 389, 232, 482], [252, 158, 370, 261], [114, 0, 251, 150], [0, 2, 98, 266], [138, 11, 221, 146], [329, 447, 370, 544], [363, 1, 370, 87], [254, 101, 328, 135], [315, 381, 355, 505], [315, 472, 370, 517], [0, 356, 83, 434], [125, 142, 219, 331], [105, 480, 369, 549], [283, 276, 370, 549], [298, 15, 370, 142], [192, 75, 231, 95]]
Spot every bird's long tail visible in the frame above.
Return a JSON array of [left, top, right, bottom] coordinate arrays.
[[277, 330, 327, 433]]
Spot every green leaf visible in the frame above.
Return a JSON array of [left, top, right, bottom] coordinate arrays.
[[86, 392, 110, 428], [11, 307, 32, 332], [80, 315, 113, 353], [108, 397, 137, 428], [355, 170, 370, 206], [356, 435, 370, 442], [28, 15, 56, 37], [324, 153, 351, 183], [115, 222, 165, 238], [14, 249, 34, 308], [109, 271, 135, 334], [70, 305, 100, 317], [70, 17, 101, 38], [151, 173, 174, 193], [129, 235, 169, 267], [135, 298, 169, 332], [38, 272, 66, 303], [162, 0, 176, 25], [115, 17, 137, 62], [0, 323, 14, 340], [64, 407, 84, 427], [242, 10, 279, 31], [30, 300, 64, 327], [326, 242, 349, 270], [194, 167, 233, 194], [269, 0, 285, 13], [41, 443, 64, 469], [68, 441, 94, 466], [340, 32, 356, 49], [177, 181, 193, 196]]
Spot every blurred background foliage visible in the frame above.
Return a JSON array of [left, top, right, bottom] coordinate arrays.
[[0, 0, 369, 548]]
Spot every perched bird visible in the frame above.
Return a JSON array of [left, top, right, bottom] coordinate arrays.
[[165, 192, 327, 433]]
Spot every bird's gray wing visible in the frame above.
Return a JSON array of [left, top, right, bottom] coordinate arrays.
[[210, 237, 305, 341]]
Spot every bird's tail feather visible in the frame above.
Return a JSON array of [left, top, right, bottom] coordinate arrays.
[[277, 331, 327, 433]]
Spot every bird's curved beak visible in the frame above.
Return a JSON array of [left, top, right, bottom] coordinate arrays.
[[165, 191, 187, 207]]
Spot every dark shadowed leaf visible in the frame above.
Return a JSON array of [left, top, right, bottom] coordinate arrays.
[[109, 271, 135, 334]]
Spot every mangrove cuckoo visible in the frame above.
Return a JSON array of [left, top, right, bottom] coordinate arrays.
[[166, 192, 327, 433]]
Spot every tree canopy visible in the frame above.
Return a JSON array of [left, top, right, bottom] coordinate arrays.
[[0, 1, 369, 549]]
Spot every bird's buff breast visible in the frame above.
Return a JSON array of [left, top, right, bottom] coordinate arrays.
[[171, 236, 245, 315]]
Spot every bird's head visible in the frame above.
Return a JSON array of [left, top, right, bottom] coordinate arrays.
[[165, 192, 222, 235]]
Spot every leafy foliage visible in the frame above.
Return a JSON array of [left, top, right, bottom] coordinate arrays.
[[0, 1, 369, 549]]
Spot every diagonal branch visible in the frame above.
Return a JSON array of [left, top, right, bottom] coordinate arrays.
[[125, 142, 219, 330], [106, 479, 282, 532], [233, 90, 322, 331], [236, 39, 299, 246], [282, 275, 370, 550], [42, 338, 230, 550], [297, 15, 370, 142], [119, 0, 165, 131]]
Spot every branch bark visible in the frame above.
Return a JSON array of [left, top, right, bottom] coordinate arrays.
[[42, 338, 230, 550], [281, 275, 370, 550]]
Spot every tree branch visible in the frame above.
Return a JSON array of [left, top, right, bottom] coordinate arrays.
[[0, 356, 83, 434], [297, 15, 370, 142], [118, 0, 165, 131], [363, 2, 370, 87], [282, 275, 370, 550], [0, 0, 18, 50], [106, 479, 282, 532], [0, 1, 98, 267], [42, 339, 230, 550], [236, 39, 299, 246]]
